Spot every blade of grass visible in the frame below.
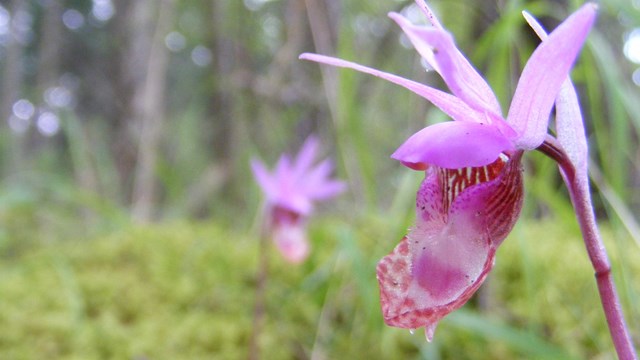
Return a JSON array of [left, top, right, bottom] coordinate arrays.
[[446, 309, 578, 359]]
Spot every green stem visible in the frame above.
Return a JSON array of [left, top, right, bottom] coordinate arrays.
[[248, 228, 269, 360]]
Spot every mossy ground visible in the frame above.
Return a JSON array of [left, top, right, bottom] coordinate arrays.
[[0, 218, 638, 359]]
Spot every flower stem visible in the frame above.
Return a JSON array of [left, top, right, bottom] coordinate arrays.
[[248, 228, 269, 360], [538, 136, 637, 360]]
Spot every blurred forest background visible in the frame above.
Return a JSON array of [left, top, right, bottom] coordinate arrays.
[[0, 0, 639, 358]]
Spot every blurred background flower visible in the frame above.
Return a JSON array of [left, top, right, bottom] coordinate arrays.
[[252, 136, 345, 262]]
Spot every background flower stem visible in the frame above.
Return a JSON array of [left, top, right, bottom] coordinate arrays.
[[248, 228, 270, 360]]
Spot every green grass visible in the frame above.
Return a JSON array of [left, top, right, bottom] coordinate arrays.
[[0, 217, 637, 359]]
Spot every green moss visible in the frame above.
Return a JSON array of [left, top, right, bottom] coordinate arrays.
[[0, 219, 637, 359]]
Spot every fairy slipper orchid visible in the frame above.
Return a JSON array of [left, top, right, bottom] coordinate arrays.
[[300, 0, 596, 339], [251, 136, 346, 263]]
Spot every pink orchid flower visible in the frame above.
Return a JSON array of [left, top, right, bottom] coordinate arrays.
[[251, 136, 346, 263], [300, 1, 596, 339]]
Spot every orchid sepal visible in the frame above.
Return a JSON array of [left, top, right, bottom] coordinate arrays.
[[507, 3, 597, 150]]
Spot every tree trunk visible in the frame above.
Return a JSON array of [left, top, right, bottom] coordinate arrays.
[[0, 0, 27, 174], [130, 0, 175, 222], [36, 0, 63, 94]]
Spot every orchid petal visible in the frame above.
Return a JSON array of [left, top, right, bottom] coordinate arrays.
[[556, 81, 588, 176], [304, 158, 333, 186], [274, 154, 292, 182], [391, 121, 514, 169], [387, 12, 441, 74], [522, 11, 547, 40], [293, 136, 320, 177], [303, 159, 347, 199], [388, 12, 502, 116], [251, 159, 277, 198], [376, 232, 494, 331], [377, 156, 523, 331], [507, 3, 596, 150], [415, 0, 443, 30], [447, 151, 524, 247], [306, 180, 347, 200], [273, 222, 310, 264], [523, 11, 588, 176], [299, 53, 485, 123]]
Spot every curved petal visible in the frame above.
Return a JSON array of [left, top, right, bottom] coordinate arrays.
[[299, 53, 485, 123], [388, 12, 502, 116], [391, 121, 515, 169], [507, 3, 596, 150]]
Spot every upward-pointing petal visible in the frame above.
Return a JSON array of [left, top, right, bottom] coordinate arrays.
[[522, 11, 547, 40], [523, 10, 588, 176], [293, 136, 320, 177], [414, 0, 443, 30], [507, 3, 596, 150], [388, 12, 502, 116]]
